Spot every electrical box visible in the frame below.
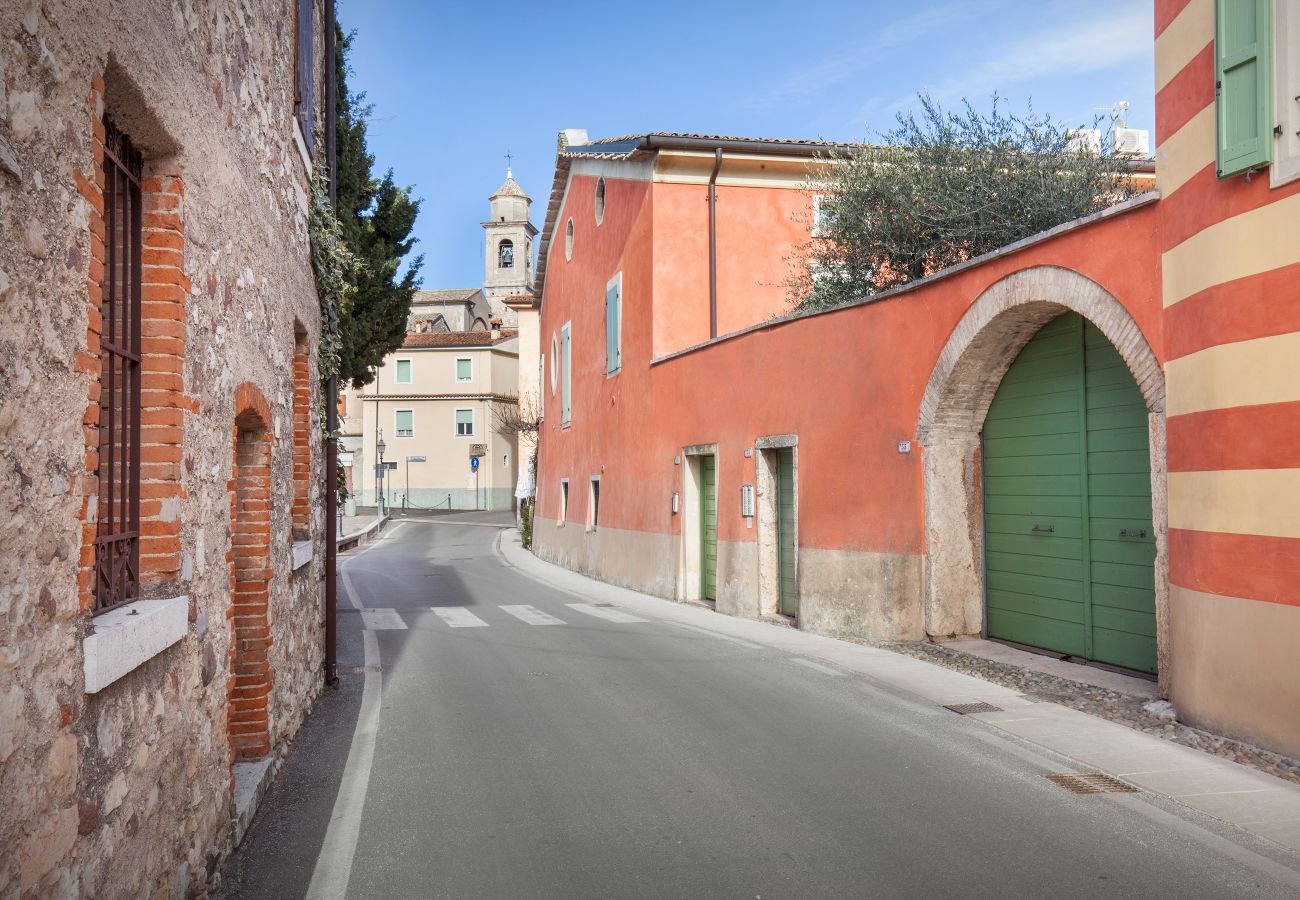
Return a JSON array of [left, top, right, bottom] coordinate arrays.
[[741, 483, 755, 517]]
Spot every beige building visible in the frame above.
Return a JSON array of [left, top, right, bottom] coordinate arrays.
[[408, 287, 493, 333], [348, 330, 520, 511]]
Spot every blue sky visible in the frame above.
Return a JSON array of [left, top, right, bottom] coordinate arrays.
[[341, 0, 1155, 289]]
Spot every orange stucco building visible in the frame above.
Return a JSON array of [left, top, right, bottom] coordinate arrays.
[[526, 0, 1299, 760]]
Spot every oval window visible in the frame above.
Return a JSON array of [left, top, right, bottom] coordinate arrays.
[[594, 177, 606, 225], [564, 218, 574, 261]]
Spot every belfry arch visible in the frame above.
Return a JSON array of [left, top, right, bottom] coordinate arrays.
[[916, 266, 1170, 686]]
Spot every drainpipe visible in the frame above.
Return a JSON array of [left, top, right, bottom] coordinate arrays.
[[324, 0, 339, 686], [708, 148, 722, 340]]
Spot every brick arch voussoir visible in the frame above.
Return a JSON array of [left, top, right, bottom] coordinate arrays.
[[234, 381, 272, 432], [917, 265, 1164, 442]]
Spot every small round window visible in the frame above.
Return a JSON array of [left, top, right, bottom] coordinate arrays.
[[594, 177, 606, 225], [550, 335, 559, 394], [564, 218, 574, 261]]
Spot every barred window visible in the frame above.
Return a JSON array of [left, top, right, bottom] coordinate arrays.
[[96, 122, 143, 613]]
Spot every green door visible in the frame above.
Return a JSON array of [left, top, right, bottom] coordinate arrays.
[[700, 455, 718, 601], [983, 313, 1156, 673], [776, 448, 797, 617]]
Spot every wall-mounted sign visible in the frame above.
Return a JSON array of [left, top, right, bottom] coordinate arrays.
[[672, 492, 680, 514], [406, 455, 427, 463], [469, 443, 487, 458], [898, 440, 912, 454], [741, 483, 755, 517]]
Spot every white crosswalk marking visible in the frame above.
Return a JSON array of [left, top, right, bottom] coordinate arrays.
[[500, 605, 565, 625], [360, 609, 407, 630], [432, 607, 488, 628], [565, 603, 648, 624]]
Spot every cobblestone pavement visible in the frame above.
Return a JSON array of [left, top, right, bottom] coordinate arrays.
[[879, 640, 1300, 787]]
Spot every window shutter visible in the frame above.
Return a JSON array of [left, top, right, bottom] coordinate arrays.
[[1216, 0, 1272, 177], [605, 277, 621, 374], [296, 0, 316, 157], [395, 410, 413, 436], [561, 324, 572, 426], [395, 359, 411, 383]]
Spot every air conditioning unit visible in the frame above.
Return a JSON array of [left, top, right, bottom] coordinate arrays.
[[1066, 128, 1102, 155], [1111, 126, 1150, 156]]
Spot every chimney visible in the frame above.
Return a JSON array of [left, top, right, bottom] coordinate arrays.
[[558, 128, 589, 154], [490, 316, 503, 340]]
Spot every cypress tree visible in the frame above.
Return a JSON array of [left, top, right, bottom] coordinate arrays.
[[333, 24, 423, 388]]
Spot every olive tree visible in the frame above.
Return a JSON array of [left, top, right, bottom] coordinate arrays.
[[791, 94, 1143, 310]]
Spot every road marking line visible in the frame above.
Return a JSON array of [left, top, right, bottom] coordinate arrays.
[[340, 566, 364, 610], [792, 658, 846, 677], [432, 607, 489, 628], [667, 621, 765, 649], [360, 608, 406, 630], [565, 603, 648, 624], [306, 629, 381, 900], [500, 604, 566, 625]]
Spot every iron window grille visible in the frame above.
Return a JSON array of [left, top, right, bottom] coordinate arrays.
[[95, 121, 143, 614]]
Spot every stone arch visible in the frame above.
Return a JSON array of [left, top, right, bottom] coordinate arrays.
[[916, 266, 1170, 687], [229, 382, 274, 760]]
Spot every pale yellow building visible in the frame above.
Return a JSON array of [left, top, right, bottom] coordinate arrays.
[[347, 330, 520, 511]]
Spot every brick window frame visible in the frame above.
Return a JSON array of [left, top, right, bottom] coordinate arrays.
[[76, 74, 190, 616], [229, 382, 274, 761], [291, 328, 312, 541]]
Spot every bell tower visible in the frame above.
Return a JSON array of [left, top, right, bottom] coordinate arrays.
[[482, 165, 537, 327]]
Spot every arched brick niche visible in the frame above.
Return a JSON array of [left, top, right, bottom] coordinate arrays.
[[229, 382, 273, 760], [915, 266, 1171, 688]]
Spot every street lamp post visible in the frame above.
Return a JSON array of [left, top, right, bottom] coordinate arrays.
[[376, 432, 387, 517]]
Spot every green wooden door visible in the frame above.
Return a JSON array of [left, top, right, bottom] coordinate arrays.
[[700, 455, 718, 601], [776, 448, 797, 616], [983, 313, 1156, 673]]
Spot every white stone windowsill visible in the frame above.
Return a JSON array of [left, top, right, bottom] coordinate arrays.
[[84, 595, 188, 694], [292, 540, 313, 572]]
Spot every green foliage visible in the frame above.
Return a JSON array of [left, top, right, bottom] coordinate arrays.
[[333, 25, 423, 388], [792, 94, 1143, 310], [520, 497, 534, 550], [309, 162, 360, 391]]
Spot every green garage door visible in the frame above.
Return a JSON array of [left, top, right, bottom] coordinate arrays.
[[983, 312, 1156, 674], [776, 447, 797, 617], [700, 455, 718, 601]]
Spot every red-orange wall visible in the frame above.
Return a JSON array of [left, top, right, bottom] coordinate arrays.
[[539, 167, 1161, 560]]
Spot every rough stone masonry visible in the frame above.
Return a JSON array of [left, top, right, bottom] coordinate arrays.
[[0, 1, 327, 895]]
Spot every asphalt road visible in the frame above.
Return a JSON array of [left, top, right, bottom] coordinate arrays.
[[221, 512, 1300, 899]]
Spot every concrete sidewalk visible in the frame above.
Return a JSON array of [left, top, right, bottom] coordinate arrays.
[[497, 531, 1300, 858]]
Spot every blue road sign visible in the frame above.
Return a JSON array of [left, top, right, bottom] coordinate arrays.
[[470, 456, 479, 472]]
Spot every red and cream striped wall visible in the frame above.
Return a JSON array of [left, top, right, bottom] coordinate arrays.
[[1156, 0, 1300, 754]]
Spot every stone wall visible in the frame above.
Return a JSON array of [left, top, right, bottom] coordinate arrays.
[[0, 1, 326, 895]]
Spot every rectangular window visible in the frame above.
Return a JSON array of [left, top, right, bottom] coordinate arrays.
[[1216, 0, 1273, 177], [456, 408, 474, 436], [812, 194, 837, 237], [561, 322, 572, 427], [395, 358, 412, 384], [456, 357, 473, 382], [588, 478, 601, 532], [560, 479, 569, 525], [394, 409, 414, 438], [95, 122, 143, 614], [295, 0, 316, 156], [605, 273, 622, 375]]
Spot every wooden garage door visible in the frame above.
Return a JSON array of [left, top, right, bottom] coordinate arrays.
[[983, 312, 1156, 674], [700, 455, 718, 601]]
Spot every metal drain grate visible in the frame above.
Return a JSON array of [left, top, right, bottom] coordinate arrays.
[[943, 702, 1003, 715], [1045, 773, 1137, 794]]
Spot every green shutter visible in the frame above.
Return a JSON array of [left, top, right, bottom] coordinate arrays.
[[455, 409, 473, 435], [456, 358, 472, 381], [606, 276, 621, 374], [1216, 0, 1273, 178], [395, 359, 411, 383], [561, 324, 572, 426], [395, 409, 413, 436]]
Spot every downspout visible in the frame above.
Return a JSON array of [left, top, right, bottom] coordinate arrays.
[[708, 148, 721, 339], [324, 0, 339, 687]]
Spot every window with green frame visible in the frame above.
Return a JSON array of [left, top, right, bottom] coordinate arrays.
[[455, 408, 474, 436], [395, 409, 414, 437], [395, 358, 412, 384], [1216, 0, 1273, 178], [456, 357, 472, 382], [605, 273, 622, 375]]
